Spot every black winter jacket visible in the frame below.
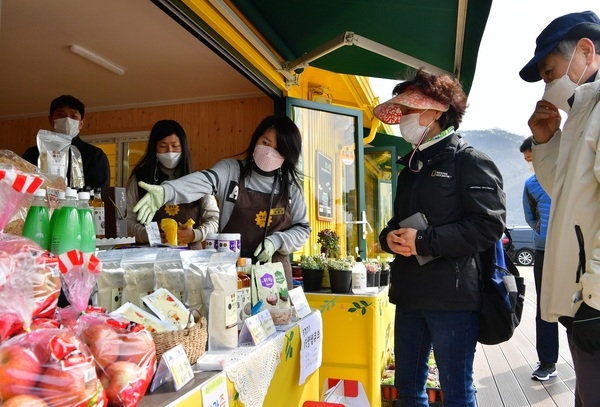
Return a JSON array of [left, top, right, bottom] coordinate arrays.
[[379, 134, 506, 311]]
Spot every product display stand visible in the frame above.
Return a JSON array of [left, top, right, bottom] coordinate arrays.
[[305, 286, 395, 407], [139, 312, 321, 406]]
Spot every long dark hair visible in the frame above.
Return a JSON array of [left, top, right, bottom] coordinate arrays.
[[240, 115, 303, 192], [131, 119, 193, 185]]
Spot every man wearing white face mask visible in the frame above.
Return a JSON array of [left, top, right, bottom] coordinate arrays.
[[132, 116, 310, 289], [22, 95, 110, 188], [520, 10, 600, 405]]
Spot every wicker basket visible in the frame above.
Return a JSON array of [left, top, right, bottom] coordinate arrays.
[[151, 309, 207, 364]]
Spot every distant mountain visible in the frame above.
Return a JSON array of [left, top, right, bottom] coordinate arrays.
[[459, 129, 530, 228]]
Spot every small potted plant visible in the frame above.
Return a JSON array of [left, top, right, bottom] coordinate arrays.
[[317, 229, 341, 258], [299, 254, 326, 292], [365, 259, 381, 287], [325, 256, 353, 293]]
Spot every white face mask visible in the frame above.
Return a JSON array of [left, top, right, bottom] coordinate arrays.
[[157, 152, 182, 169], [53, 117, 81, 138], [527, 161, 535, 173], [253, 145, 285, 172], [399, 112, 432, 145], [542, 48, 588, 114]]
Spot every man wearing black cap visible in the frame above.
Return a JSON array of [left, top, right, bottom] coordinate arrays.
[[520, 10, 600, 405]]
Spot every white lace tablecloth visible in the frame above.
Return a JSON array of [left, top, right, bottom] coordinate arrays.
[[223, 332, 285, 407]]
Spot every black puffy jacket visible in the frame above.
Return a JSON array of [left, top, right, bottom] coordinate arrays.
[[379, 134, 506, 311]]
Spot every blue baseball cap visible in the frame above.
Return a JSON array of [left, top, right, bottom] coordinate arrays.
[[519, 11, 600, 82]]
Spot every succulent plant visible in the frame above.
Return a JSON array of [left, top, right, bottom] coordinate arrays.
[[325, 256, 353, 271], [299, 254, 326, 270]]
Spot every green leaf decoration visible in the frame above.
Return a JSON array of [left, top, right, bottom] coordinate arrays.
[[346, 300, 373, 316]]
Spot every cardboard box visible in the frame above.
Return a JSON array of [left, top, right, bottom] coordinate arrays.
[[101, 186, 128, 238]]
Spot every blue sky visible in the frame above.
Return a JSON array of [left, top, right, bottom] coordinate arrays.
[[370, 1, 599, 137]]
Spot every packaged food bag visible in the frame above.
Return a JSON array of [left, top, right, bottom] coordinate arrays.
[[0, 150, 66, 236], [159, 218, 178, 245], [95, 250, 125, 312], [37, 130, 85, 189], [0, 237, 37, 341], [0, 328, 107, 407], [206, 252, 239, 350], [180, 249, 213, 318], [121, 248, 159, 310], [143, 287, 190, 330], [0, 166, 44, 232], [154, 249, 185, 302], [78, 312, 156, 407]]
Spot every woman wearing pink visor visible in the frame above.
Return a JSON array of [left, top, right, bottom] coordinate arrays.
[[375, 69, 506, 407]]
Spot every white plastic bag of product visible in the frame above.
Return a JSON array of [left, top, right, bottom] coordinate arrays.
[[95, 250, 125, 312], [154, 249, 185, 303], [180, 249, 213, 319], [120, 248, 159, 310], [206, 252, 239, 351]]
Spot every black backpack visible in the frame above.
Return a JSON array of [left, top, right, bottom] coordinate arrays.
[[456, 140, 526, 345]]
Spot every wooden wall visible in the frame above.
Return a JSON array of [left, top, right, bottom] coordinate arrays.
[[0, 96, 274, 171]]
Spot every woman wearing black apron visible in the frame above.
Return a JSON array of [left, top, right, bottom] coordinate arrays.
[[133, 116, 311, 290]]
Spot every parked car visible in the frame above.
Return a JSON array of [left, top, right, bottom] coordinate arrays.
[[502, 226, 535, 266]]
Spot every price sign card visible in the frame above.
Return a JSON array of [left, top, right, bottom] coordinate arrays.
[[257, 309, 277, 337], [149, 344, 194, 392], [201, 372, 230, 407], [146, 222, 162, 246], [238, 309, 276, 345], [288, 286, 311, 318]]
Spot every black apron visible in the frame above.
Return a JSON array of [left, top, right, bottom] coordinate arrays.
[[221, 174, 293, 290]]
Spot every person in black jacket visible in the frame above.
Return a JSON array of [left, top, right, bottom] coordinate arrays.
[[375, 69, 506, 407], [22, 95, 110, 189]]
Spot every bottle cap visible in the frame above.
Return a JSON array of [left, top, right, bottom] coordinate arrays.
[[58, 191, 66, 200], [65, 188, 78, 198], [34, 188, 46, 198], [78, 191, 90, 200]]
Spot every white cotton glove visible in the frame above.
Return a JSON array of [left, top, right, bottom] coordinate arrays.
[[253, 239, 276, 263], [133, 181, 165, 225]]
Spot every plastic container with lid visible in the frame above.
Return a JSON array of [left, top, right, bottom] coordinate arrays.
[[205, 233, 218, 250], [22, 188, 51, 250], [217, 233, 241, 252]]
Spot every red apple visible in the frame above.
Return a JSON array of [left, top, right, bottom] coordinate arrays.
[[2, 394, 49, 407], [100, 360, 145, 407], [38, 363, 96, 407], [81, 323, 120, 368], [0, 344, 42, 400], [118, 330, 155, 366]]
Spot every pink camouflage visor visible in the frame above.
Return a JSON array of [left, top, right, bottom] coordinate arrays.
[[373, 89, 450, 125]]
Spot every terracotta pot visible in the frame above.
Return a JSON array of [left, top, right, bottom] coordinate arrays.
[[381, 384, 398, 401]]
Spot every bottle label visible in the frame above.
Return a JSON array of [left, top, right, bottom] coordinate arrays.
[[94, 207, 105, 235]]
